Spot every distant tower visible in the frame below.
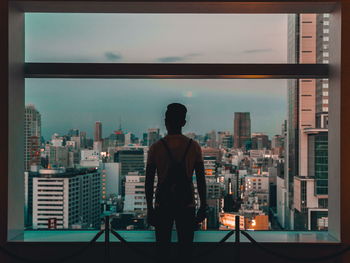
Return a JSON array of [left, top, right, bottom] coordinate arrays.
[[148, 128, 161, 146], [233, 112, 251, 149], [25, 105, 41, 171], [94, 121, 102, 142]]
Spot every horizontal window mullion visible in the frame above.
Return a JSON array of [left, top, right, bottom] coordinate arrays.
[[24, 63, 328, 79], [17, 1, 336, 14]]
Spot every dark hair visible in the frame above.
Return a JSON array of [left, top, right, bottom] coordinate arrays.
[[165, 103, 187, 127]]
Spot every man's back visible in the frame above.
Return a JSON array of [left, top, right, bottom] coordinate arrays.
[[147, 134, 203, 186], [144, 103, 207, 263]]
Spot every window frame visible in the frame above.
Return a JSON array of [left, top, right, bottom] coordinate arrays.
[[2, 0, 345, 251]]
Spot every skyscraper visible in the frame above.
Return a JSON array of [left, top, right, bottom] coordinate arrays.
[[114, 149, 145, 176], [233, 112, 251, 149], [94, 121, 102, 142], [114, 149, 145, 197], [148, 128, 161, 146], [284, 14, 329, 230], [25, 105, 41, 171], [251, 133, 270, 150]]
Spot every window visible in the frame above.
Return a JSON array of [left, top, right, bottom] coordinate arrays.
[[25, 13, 289, 64], [6, 1, 342, 245]]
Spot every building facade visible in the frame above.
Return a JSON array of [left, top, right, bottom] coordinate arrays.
[[284, 13, 329, 230], [94, 121, 102, 142], [25, 105, 41, 171], [233, 112, 251, 149], [32, 168, 101, 229]]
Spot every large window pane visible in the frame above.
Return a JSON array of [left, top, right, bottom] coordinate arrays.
[[25, 78, 288, 235], [25, 13, 330, 64], [23, 78, 330, 240], [25, 13, 289, 63]]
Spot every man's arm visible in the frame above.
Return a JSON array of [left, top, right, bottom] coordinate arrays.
[[195, 161, 207, 208], [145, 163, 156, 210]]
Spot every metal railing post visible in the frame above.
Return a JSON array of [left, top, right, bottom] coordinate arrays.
[[104, 215, 110, 263], [235, 215, 240, 263]]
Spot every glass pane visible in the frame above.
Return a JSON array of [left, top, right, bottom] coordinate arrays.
[[25, 13, 289, 63], [25, 13, 330, 64], [23, 77, 330, 240]]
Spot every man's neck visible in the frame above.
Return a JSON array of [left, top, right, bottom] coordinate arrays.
[[167, 129, 182, 135]]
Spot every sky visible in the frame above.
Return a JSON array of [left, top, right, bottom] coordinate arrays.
[[25, 13, 288, 140]]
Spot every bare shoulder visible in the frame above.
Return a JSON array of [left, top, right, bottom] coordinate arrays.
[[149, 139, 162, 151], [188, 138, 201, 151]]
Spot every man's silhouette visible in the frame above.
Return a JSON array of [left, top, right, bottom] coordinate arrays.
[[145, 103, 207, 263]]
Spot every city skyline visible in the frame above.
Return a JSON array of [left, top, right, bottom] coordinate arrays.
[[22, 13, 329, 233], [25, 13, 288, 140], [26, 79, 287, 140]]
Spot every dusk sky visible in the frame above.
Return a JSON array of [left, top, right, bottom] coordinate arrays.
[[25, 13, 288, 140]]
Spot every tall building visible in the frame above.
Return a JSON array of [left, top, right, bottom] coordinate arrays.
[[114, 129, 125, 146], [25, 105, 41, 171], [233, 112, 251, 149], [32, 168, 101, 229], [101, 162, 121, 200], [114, 149, 145, 197], [43, 144, 70, 168], [68, 128, 79, 137], [114, 149, 145, 176], [94, 121, 102, 142], [218, 131, 233, 149], [124, 173, 147, 213], [142, 133, 148, 146], [80, 131, 87, 149], [251, 133, 270, 150], [283, 14, 329, 230], [148, 128, 160, 146], [206, 130, 217, 148]]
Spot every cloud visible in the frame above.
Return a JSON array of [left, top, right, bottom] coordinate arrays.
[[242, 48, 274, 54], [104, 52, 122, 61], [156, 53, 202, 63], [157, 56, 185, 63]]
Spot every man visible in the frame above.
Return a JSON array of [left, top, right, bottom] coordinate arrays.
[[145, 103, 207, 263]]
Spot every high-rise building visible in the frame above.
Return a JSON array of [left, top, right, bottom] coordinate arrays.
[[101, 162, 121, 200], [142, 133, 148, 146], [25, 105, 41, 171], [283, 14, 329, 230], [79, 131, 87, 149], [251, 133, 270, 150], [44, 145, 69, 168], [94, 121, 102, 142], [148, 128, 161, 146], [114, 129, 125, 146], [218, 131, 233, 149], [32, 168, 101, 229], [124, 173, 147, 213], [114, 148, 145, 197], [206, 130, 217, 148], [114, 149, 145, 176], [233, 112, 251, 149], [68, 128, 79, 137]]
